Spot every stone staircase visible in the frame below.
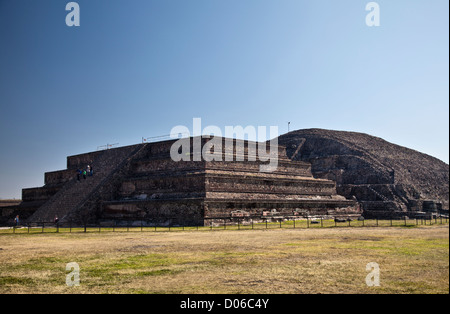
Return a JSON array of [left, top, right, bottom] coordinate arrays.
[[367, 185, 391, 202], [27, 144, 143, 223]]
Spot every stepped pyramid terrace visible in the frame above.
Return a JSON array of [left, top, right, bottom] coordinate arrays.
[[278, 129, 449, 219], [20, 137, 361, 226]]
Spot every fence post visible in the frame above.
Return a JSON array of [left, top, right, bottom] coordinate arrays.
[[321, 217, 323, 228], [251, 218, 254, 230], [307, 217, 309, 228], [293, 219, 296, 229]]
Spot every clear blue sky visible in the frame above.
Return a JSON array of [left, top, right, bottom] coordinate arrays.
[[0, 0, 448, 199]]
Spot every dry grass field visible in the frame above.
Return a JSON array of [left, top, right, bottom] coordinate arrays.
[[0, 224, 448, 294]]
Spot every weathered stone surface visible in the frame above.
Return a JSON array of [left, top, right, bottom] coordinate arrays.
[[26, 144, 144, 223], [19, 136, 361, 225], [0, 200, 35, 225], [279, 128, 449, 218]]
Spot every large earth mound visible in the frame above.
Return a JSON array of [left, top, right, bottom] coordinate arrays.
[[279, 129, 449, 218]]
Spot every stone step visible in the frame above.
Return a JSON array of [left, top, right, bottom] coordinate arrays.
[[28, 145, 142, 222]]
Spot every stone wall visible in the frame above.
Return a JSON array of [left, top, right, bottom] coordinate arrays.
[[279, 129, 449, 217], [67, 151, 103, 169], [119, 173, 206, 199], [203, 198, 360, 225], [44, 169, 77, 186], [22, 186, 62, 202], [101, 199, 204, 226], [18, 136, 362, 225], [0, 200, 34, 225]]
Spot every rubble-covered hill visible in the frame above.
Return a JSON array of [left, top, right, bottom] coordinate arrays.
[[278, 129, 449, 217]]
